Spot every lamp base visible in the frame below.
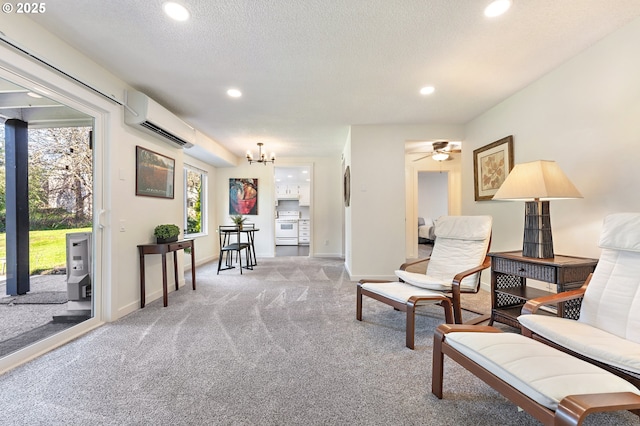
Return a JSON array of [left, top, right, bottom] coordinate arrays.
[[522, 200, 554, 259]]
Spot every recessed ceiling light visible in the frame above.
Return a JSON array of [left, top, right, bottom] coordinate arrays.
[[163, 2, 190, 21], [227, 88, 242, 98], [484, 0, 511, 18], [420, 86, 435, 96]]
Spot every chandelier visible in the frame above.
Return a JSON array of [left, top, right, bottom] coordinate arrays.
[[246, 143, 275, 165]]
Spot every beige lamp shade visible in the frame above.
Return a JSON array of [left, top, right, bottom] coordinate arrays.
[[492, 160, 582, 201], [493, 160, 582, 258]]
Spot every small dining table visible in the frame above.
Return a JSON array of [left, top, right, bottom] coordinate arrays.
[[219, 226, 259, 269]]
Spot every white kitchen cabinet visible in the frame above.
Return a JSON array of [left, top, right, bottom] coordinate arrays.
[[298, 183, 310, 206], [276, 184, 300, 199], [298, 219, 310, 245]]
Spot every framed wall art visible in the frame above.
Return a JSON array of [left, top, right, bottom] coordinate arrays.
[[136, 145, 175, 199], [229, 178, 258, 215], [473, 135, 514, 201], [344, 166, 350, 207]]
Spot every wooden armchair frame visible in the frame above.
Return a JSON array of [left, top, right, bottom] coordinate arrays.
[[357, 253, 491, 349], [433, 324, 640, 426], [521, 274, 591, 316], [398, 254, 492, 324]]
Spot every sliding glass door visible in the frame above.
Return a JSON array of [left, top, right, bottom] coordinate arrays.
[[0, 75, 96, 357]]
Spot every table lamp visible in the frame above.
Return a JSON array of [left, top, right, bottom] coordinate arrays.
[[492, 160, 582, 258]]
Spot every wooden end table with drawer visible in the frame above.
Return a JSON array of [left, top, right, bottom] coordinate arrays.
[[488, 251, 597, 328], [138, 239, 196, 308]]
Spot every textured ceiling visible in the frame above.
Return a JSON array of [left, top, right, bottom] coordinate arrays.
[[26, 1, 640, 158]]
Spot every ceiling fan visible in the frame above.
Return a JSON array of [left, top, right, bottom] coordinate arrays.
[[412, 141, 461, 162]]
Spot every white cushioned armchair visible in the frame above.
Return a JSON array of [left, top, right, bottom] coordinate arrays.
[[357, 215, 492, 349], [519, 212, 640, 387]]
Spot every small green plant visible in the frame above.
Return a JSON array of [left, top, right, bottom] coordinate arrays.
[[153, 224, 180, 240], [230, 214, 247, 226]]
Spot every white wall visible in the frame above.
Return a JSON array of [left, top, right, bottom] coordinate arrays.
[[462, 16, 640, 275], [347, 124, 464, 280], [214, 163, 277, 257], [298, 156, 343, 257], [418, 172, 449, 221], [343, 133, 353, 273]]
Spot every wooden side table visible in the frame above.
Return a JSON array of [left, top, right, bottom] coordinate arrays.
[[138, 239, 196, 308], [488, 251, 597, 328]]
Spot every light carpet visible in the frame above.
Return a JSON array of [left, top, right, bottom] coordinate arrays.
[[0, 256, 635, 425]]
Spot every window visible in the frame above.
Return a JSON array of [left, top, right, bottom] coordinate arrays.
[[184, 164, 207, 236]]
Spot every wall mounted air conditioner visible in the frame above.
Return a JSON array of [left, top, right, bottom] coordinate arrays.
[[124, 90, 195, 148]]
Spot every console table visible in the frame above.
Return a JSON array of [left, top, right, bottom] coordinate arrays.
[[138, 239, 196, 308], [488, 251, 597, 328]]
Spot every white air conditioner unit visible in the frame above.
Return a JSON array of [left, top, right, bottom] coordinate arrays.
[[124, 90, 195, 148]]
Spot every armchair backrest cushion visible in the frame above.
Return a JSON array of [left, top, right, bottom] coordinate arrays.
[[425, 215, 492, 291], [579, 213, 640, 343]]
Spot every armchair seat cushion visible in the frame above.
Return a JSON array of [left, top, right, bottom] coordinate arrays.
[[445, 331, 640, 411], [394, 270, 452, 291], [519, 314, 640, 376], [360, 281, 447, 304]]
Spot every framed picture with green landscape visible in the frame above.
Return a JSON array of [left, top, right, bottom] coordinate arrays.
[[135, 146, 175, 199]]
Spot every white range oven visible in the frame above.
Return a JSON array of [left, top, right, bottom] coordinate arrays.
[[275, 211, 299, 245]]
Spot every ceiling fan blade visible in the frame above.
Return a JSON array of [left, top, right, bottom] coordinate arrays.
[[413, 153, 433, 161]]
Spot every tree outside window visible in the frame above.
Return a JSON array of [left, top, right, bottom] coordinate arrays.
[[0, 125, 93, 233], [185, 165, 207, 236]]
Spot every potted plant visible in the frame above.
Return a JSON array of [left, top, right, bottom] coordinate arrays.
[[230, 214, 247, 229], [154, 224, 181, 244]]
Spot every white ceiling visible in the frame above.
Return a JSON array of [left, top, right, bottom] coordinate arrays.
[[25, 1, 640, 159]]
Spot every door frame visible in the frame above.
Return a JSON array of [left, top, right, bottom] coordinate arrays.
[[405, 162, 462, 259], [0, 56, 109, 373]]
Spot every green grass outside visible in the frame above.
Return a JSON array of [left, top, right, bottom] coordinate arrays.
[[0, 227, 92, 275]]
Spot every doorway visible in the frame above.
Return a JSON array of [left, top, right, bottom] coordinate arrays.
[[417, 171, 448, 258], [0, 76, 96, 357], [274, 165, 311, 257], [406, 139, 462, 260]]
